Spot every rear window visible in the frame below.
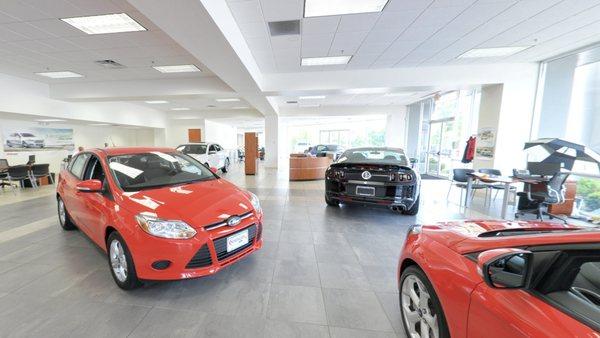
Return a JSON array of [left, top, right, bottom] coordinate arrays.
[[478, 228, 587, 237]]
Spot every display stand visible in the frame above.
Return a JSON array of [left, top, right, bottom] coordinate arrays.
[[244, 132, 258, 175]]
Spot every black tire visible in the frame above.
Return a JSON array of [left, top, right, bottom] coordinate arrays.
[[399, 265, 450, 338], [325, 194, 340, 207], [403, 196, 420, 215], [106, 231, 142, 290], [222, 158, 230, 173], [57, 196, 77, 230]]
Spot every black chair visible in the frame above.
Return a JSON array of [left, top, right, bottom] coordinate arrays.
[[515, 172, 570, 223], [447, 169, 487, 202], [479, 168, 517, 203], [31, 164, 54, 187], [0, 159, 9, 190], [6, 166, 31, 194]]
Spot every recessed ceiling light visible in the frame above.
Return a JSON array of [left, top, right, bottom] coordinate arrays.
[[299, 104, 321, 108], [232, 106, 249, 109], [61, 13, 146, 35], [35, 119, 65, 122], [301, 56, 351, 66], [152, 65, 201, 73], [216, 98, 241, 102], [304, 0, 389, 17], [171, 107, 191, 111], [145, 100, 168, 104], [299, 95, 326, 100], [347, 87, 387, 94], [35, 71, 83, 79], [459, 46, 531, 58], [286, 100, 298, 104]]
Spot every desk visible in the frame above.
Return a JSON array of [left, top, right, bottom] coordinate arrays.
[[289, 156, 332, 181], [465, 172, 545, 219]]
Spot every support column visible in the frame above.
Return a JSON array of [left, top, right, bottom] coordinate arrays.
[[265, 114, 279, 168], [385, 107, 408, 148]]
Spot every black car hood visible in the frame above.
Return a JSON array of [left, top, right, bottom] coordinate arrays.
[[329, 162, 414, 171]]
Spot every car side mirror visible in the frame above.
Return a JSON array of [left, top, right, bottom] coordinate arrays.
[[210, 167, 218, 174], [477, 248, 532, 289], [76, 179, 103, 193]]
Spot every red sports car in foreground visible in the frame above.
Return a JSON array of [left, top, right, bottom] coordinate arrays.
[[57, 147, 262, 289], [398, 220, 600, 337]]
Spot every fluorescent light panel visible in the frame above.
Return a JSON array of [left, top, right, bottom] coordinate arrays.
[[304, 0, 389, 17], [299, 95, 326, 100], [89, 123, 110, 126], [145, 100, 168, 104], [301, 56, 351, 66], [216, 98, 240, 102], [153, 64, 201, 73], [36, 71, 83, 79], [171, 107, 191, 111], [61, 13, 146, 35], [232, 106, 249, 109], [35, 119, 65, 122], [459, 46, 531, 58]]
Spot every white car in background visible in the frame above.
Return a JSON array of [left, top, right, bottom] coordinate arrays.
[[6, 132, 44, 148], [176, 142, 231, 173]]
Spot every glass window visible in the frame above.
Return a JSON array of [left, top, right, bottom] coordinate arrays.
[[108, 152, 215, 192], [208, 145, 217, 152], [69, 153, 90, 179], [190, 145, 207, 154]]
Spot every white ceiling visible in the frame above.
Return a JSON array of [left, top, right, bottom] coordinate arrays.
[[226, 0, 600, 73], [0, 0, 214, 83], [272, 91, 427, 108]]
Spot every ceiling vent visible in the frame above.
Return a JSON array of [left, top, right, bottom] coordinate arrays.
[[286, 100, 298, 104], [95, 59, 126, 69], [268, 20, 300, 36]]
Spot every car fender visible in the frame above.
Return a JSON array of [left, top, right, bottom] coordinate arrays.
[[400, 234, 481, 338]]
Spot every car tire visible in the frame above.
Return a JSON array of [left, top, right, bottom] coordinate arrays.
[[325, 194, 340, 207], [403, 197, 420, 215], [222, 158, 230, 173], [107, 231, 142, 290], [400, 265, 450, 338], [57, 196, 77, 230]]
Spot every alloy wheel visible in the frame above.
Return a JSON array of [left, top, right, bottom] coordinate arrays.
[[58, 199, 66, 225], [401, 274, 440, 338], [110, 239, 128, 283]]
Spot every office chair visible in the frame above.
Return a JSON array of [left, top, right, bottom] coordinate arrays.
[[0, 159, 9, 191], [31, 164, 54, 188], [515, 171, 570, 223], [6, 166, 31, 194]]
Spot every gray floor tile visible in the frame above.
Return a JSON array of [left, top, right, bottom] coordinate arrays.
[[0, 263, 55, 292], [273, 259, 321, 287], [196, 313, 266, 338], [129, 307, 208, 338], [268, 284, 327, 325], [280, 230, 314, 244], [376, 291, 406, 335], [276, 243, 317, 262], [265, 319, 330, 338], [315, 243, 359, 265], [322, 288, 394, 332], [329, 327, 399, 338], [318, 262, 371, 290]]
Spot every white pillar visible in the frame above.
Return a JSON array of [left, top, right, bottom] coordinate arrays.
[[385, 107, 408, 148], [265, 114, 279, 168]]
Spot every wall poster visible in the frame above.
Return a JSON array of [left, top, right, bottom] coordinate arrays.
[[2, 126, 74, 151], [475, 127, 496, 159]]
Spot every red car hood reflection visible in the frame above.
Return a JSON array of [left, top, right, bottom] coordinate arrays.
[[118, 179, 253, 228]]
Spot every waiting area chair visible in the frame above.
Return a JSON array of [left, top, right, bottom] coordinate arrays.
[[5, 166, 32, 194], [0, 159, 9, 190], [447, 169, 487, 203], [515, 171, 570, 223], [31, 164, 54, 187]]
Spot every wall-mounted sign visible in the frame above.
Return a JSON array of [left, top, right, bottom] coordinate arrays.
[[2, 126, 74, 152], [475, 127, 496, 159]]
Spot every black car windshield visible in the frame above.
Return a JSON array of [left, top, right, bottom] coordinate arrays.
[[337, 148, 409, 166], [176, 144, 207, 155], [108, 152, 215, 192]]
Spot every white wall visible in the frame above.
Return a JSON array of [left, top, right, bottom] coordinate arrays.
[[385, 107, 408, 148], [473, 84, 503, 170], [205, 119, 238, 150], [164, 120, 205, 147], [0, 119, 154, 174], [264, 115, 280, 168]]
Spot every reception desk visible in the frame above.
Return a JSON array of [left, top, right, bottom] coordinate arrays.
[[289, 155, 332, 181]]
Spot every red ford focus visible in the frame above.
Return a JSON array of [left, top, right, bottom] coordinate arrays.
[[56, 147, 263, 289], [398, 220, 600, 337]]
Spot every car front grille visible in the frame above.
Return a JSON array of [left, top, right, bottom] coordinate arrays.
[[185, 244, 212, 269], [214, 224, 257, 261]]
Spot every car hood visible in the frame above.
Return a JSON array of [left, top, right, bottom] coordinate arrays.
[[422, 220, 599, 254], [117, 178, 254, 229]]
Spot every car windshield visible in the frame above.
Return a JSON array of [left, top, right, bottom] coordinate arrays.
[[337, 148, 408, 166], [108, 152, 215, 192], [176, 144, 207, 154]]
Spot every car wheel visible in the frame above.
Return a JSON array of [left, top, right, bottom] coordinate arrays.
[[57, 196, 77, 230], [107, 231, 142, 290], [325, 194, 340, 207], [222, 158, 230, 173], [400, 266, 450, 338], [403, 196, 420, 215]]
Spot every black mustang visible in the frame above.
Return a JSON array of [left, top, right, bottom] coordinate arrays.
[[325, 147, 420, 215]]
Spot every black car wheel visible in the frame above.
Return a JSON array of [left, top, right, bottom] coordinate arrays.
[[325, 194, 340, 207], [403, 196, 420, 215], [107, 231, 142, 290], [400, 265, 450, 338], [57, 196, 77, 230]]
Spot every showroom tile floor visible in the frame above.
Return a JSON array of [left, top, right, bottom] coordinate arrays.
[[0, 162, 496, 337]]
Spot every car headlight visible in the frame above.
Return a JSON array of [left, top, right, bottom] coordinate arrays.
[[248, 192, 262, 214], [135, 213, 196, 239]]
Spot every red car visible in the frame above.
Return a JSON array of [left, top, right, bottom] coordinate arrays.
[[56, 147, 263, 289], [398, 220, 600, 337]]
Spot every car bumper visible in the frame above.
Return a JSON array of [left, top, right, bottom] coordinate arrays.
[[328, 191, 417, 209], [326, 180, 418, 210], [130, 220, 263, 281]]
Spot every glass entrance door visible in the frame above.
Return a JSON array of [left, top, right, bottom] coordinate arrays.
[[426, 119, 455, 177]]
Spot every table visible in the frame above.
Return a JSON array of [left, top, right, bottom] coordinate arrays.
[[465, 172, 546, 219]]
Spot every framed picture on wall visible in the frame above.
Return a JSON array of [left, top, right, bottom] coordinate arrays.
[[475, 127, 496, 159], [2, 126, 74, 152]]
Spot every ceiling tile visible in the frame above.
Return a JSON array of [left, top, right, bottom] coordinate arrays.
[[337, 13, 381, 32], [245, 36, 272, 52], [228, 0, 264, 24], [363, 28, 402, 44], [0, 1, 50, 21], [385, 0, 433, 12], [270, 35, 301, 50], [373, 10, 421, 30], [329, 31, 369, 56], [301, 33, 334, 56], [1, 22, 56, 40], [238, 21, 269, 39], [302, 16, 340, 34], [260, 0, 302, 22]]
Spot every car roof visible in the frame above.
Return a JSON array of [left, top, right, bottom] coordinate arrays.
[[90, 147, 177, 156], [345, 147, 405, 152]]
